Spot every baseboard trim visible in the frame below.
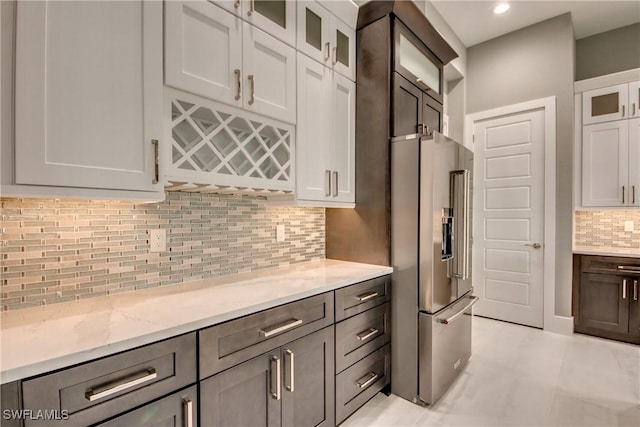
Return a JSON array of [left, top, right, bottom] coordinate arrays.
[[544, 315, 574, 335]]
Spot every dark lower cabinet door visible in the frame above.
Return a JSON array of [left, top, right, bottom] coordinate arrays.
[[579, 273, 629, 333], [628, 278, 640, 337], [200, 350, 282, 427], [96, 385, 197, 427], [281, 327, 335, 427]]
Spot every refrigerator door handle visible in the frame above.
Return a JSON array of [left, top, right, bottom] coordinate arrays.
[[435, 296, 478, 325], [449, 170, 471, 280]]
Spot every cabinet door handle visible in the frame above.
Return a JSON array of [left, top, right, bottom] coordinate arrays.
[[332, 171, 338, 197], [356, 372, 378, 389], [332, 46, 337, 65], [325, 42, 331, 61], [633, 185, 636, 204], [633, 103, 637, 116], [623, 279, 627, 300], [634, 280, 638, 301], [85, 368, 157, 401], [622, 186, 625, 204], [325, 170, 331, 197], [234, 69, 241, 100], [234, 0, 240, 9], [183, 398, 193, 427], [248, 0, 254, 15], [151, 139, 159, 184], [357, 291, 378, 301], [270, 355, 281, 400], [622, 104, 626, 117], [356, 328, 379, 341], [260, 319, 303, 338], [248, 75, 255, 105], [285, 349, 295, 392]]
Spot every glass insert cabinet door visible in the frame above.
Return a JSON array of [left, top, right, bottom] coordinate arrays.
[[582, 83, 629, 125]]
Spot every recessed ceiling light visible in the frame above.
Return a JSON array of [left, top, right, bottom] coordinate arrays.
[[493, 3, 510, 14]]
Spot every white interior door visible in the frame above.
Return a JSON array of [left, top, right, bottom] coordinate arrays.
[[473, 108, 545, 328]]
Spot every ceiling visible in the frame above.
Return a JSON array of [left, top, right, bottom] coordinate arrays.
[[429, 0, 640, 47]]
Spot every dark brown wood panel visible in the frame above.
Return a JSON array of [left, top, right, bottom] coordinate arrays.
[[1, 381, 22, 427], [392, 73, 422, 137], [578, 273, 628, 334]]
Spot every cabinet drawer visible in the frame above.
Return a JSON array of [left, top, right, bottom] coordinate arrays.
[[581, 255, 640, 275], [200, 292, 334, 379], [335, 343, 390, 425], [95, 385, 197, 427], [22, 333, 196, 427], [335, 275, 391, 321], [336, 303, 390, 373]]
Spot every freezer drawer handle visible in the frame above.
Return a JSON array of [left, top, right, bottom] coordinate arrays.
[[356, 372, 379, 389], [356, 328, 379, 341], [356, 291, 378, 302], [85, 368, 157, 402], [260, 319, 303, 338], [436, 296, 479, 325]]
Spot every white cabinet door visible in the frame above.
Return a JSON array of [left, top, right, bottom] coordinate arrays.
[[15, 0, 162, 192], [582, 84, 629, 125], [296, 1, 331, 66], [629, 118, 640, 207], [330, 16, 355, 81], [165, 1, 242, 107], [630, 81, 640, 119], [330, 72, 355, 203], [296, 53, 331, 201], [243, 24, 296, 124], [582, 120, 629, 207]]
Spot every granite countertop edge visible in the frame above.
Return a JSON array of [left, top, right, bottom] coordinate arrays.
[[573, 246, 640, 258]]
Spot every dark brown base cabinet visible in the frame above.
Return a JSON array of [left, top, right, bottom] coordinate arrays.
[[573, 255, 640, 344]]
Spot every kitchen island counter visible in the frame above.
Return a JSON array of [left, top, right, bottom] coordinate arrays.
[[0, 259, 392, 384]]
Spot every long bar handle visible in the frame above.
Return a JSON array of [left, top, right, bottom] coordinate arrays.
[[285, 349, 294, 392], [183, 398, 194, 427], [623, 279, 627, 300], [332, 46, 337, 65], [270, 355, 281, 400], [633, 185, 636, 204], [356, 328, 379, 341], [248, 75, 255, 105], [332, 171, 338, 197], [260, 318, 302, 338], [324, 42, 330, 61], [325, 170, 331, 197], [151, 139, 159, 184], [436, 296, 479, 325], [622, 104, 626, 117], [633, 103, 637, 116], [623, 186, 625, 204], [634, 280, 638, 301], [86, 368, 157, 401], [234, 69, 241, 100], [618, 265, 640, 272], [356, 291, 378, 301], [248, 0, 254, 15], [356, 372, 378, 389]]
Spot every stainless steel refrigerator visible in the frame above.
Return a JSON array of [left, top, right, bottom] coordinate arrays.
[[391, 131, 478, 405]]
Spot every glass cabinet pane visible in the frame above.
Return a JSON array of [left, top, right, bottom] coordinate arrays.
[[336, 29, 349, 67], [255, 0, 286, 29], [591, 92, 619, 117], [399, 34, 440, 94], [306, 8, 322, 50]]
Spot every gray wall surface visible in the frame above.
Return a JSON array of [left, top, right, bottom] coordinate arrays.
[[467, 13, 575, 318], [576, 23, 640, 81]]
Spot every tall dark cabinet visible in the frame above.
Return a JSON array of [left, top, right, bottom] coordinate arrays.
[[326, 1, 457, 266]]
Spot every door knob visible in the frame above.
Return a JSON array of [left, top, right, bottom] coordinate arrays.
[[525, 243, 542, 249]]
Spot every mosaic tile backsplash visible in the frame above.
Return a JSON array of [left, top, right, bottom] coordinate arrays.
[[0, 193, 325, 311], [574, 210, 640, 250]]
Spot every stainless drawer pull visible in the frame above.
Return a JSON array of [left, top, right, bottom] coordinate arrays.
[[183, 398, 193, 427], [356, 291, 378, 302], [260, 318, 303, 338], [270, 355, 281, 400], [356, 372, 378, 389], [623, 279, 628, 299], [634, 280, 638, 301], [436, 296, 479, 325], [285, 349, 295, 392], [356, 328, 379, 341], [618, 265, 640, 272], [85, 368, 157, 401]]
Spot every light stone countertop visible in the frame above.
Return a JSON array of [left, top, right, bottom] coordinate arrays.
[[573, 245, 640, 258], [0, 259, 393, 384]]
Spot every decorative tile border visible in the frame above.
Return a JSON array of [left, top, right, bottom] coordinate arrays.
[[574, 210, 640, 249], [1, 193, 325, 311]]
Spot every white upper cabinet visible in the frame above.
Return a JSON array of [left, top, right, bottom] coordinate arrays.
[[165, 1, 242, 108], [330, 72, 356, 202], [14, 0, 162, 193], [583, 83, 630, 125], [212, 0, 296, 47], [630, 81, 640, 118], [296, 1, 355, 81], [166, 1, 295, 124], [582, 119, 639, 207]]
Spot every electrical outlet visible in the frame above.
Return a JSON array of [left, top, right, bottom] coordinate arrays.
[[624, 221, 634, 232], [149, 229, 166, 252], [276, 224, 285, 243]]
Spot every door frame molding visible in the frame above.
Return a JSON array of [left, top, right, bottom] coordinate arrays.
[[465, 96, 572, 335]]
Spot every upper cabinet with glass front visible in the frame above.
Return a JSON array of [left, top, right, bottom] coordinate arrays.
[[212, 0, 296, 46], [296, 1, 355, 81], [582, 82, 640, 125], [394, 21, 442, 103]]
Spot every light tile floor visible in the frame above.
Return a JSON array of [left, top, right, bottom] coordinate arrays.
[[342, 316, 640, 427]]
